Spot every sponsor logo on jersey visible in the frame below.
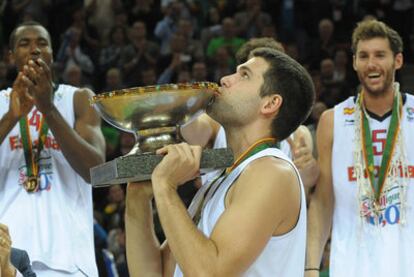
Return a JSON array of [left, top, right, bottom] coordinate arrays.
[[343, 107, 355, 115]]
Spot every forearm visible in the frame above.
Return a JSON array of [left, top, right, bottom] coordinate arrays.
[[154, 185, 218, 276], [0, 112, 18, 145], [306, 186, 333, 269], [43, 106, 104, 182], [125, 185, 163, 276]]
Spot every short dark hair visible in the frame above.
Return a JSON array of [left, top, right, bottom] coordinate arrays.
[[351, 19, 403, 55], [9, 21, 51, 51], [251, 47, 315, 141], [236, 37, 285, 64]]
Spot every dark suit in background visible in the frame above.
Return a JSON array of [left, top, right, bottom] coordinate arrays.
[[10, 248, 36, 277]]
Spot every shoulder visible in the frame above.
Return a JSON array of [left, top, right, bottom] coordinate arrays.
[[72, 87, 101, 121], [227, 156, 301, 227], [74, 87, 95, 98], [73, 87, 95, 109], [230, 156, 299, 205], [319, 109, 334, 129]]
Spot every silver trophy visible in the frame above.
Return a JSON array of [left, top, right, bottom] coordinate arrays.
[[90, 82, 234, 187]]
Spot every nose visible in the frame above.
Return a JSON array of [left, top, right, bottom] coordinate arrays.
[[30, 42, 41, 56], [220, 73, 235, 88], [367, 55, 377, 69]]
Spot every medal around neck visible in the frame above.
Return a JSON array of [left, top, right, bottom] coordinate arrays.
[[90, 82, 234, 187]]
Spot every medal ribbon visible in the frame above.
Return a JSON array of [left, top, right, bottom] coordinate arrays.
[[360, 91, 402, 202], [226, 137, 278, 174], [19, 113, 49, 191]]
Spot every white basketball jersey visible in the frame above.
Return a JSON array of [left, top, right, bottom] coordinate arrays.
[[0, 84, 97, 276], [175, 148, 307, 276], [330, 94, 414, 276]]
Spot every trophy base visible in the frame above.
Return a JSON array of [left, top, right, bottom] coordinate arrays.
[[90, 148, 233, 187]]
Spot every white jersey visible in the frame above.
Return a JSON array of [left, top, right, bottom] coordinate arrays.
[[0, 85, 98, 276], [175, 148, 307, 276], [331, 94, 414, 276]]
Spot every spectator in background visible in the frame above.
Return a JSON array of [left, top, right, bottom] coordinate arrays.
[[84, 0, 122, 45], [176, 69, 191, 83], [191, 61, 208, 82], [175, 18, 204, 62], [9, 0, 51, 27], [104, 67, 124, 92], [154, 0, 187, 55], [128, 0, 162, 38], [332, 48, 358, 94], [319, 58, 336, 87], [62, 63, 89, 89], [120, 21, 159, 86], [103, 184, 126, 231], [209, 46, 233, 83], [200, 6, 222, 50], [319, 57, 350, 108], [234, 0, 272, 39], [99, 25, 128, 77], [55, 27, 95, 80], [157, 33, 190, 84], [310, 18, 337, 70], [140, 67, 158, 86], [107, 216, 128, 276], [66, 7, 101, 64], [206, 17, 245, 68]]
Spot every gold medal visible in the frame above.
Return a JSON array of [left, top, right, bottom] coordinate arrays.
[[24, 176, 39, 192]]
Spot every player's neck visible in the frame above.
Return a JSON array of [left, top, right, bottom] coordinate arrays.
[[362, 88, 395, 117], [226, 125, 273, 160]]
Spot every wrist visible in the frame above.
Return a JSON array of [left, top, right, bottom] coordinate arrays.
[[152, 178, 176, 198], [40, 103, 58, 117]]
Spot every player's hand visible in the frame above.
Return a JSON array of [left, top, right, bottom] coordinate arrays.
[[8, 72, 34, 120], [152, 143, 201, 191], [288, 135, 319, 189], [22, 58, 54, 114]]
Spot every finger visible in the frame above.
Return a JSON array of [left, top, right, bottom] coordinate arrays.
[[28, 59, 41, 73], [21, 74, 36, 88], [155, 145, 169, 155], [175, 143, 192, 164], [24, 64, 39, 85], [35, 58, 52, 81], [298, 135, 307, 147]]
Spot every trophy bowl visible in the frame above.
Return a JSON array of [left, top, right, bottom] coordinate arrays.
[[90, 82, 234, 186], [92, 82, 218, 153]]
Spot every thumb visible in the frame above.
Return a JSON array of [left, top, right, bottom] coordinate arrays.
[[298, 135, 307, 148]]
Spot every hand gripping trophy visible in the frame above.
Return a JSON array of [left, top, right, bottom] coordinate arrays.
[[90, 82, 233, 187]]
